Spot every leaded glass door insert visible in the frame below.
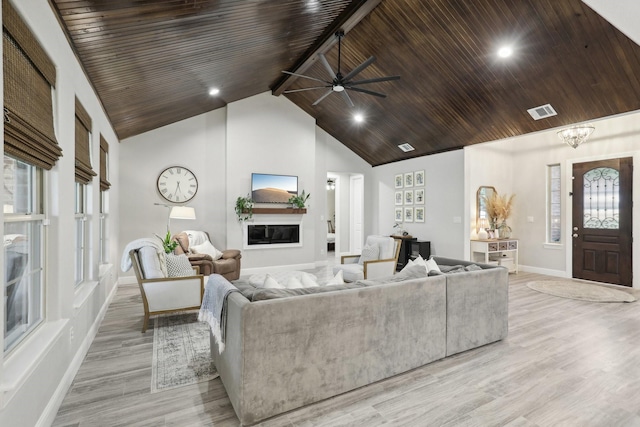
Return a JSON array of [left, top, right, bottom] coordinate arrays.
[[583, 167, 619, 229]]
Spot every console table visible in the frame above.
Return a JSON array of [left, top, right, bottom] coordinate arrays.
[[470, 239, 518, 273], [392, 235, 415, 271]]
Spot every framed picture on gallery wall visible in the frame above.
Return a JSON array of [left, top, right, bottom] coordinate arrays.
[[415, 207, 425, 222], [404, 207, 414, 222], [394, 174, 403, 189], [394, 207, 403, 222], [395, 191, 403, 205], [404, 172, 414, 188], [404, 190, 414, 205], [415, 170, 425, 186], [414, 188, 425, 204]]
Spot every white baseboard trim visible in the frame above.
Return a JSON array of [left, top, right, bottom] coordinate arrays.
[[118, 275, 137, 285], [36, 282, 119, 427], [518, 264, 570, 278], [241, 262, 317, 276]]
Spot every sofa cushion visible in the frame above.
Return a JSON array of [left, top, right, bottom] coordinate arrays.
[[192, 240, 223, 260], [251, 282, 365, 301], [249, 271, 318, 287], [173, 232, 190, 255], [263, 274, 285, 289], [166, 253, 194, 277], [138, 246, 165, 279], [301, 272, 319, 288], [325, 270, 345, 285], [357, 262, 427, 286], [333, 263, 364, 282]]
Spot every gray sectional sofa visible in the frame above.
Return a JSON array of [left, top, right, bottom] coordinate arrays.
[[210, 257, 509, 425]]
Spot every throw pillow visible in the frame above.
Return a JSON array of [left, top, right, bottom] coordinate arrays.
[[325, 270, 345, 286], [191, 240, 223, 260], [301, 272, 319, 288], [286, 276, 304, 289], [426, 257, 441, 273], [165, 253, 194, 277], [263, 274, 285, 289], [358, 244, 379, 265]]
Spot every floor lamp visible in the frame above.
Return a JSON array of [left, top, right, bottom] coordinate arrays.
[[155, 203, 197, 232]]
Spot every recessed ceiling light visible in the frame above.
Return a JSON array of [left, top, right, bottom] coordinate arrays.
[[497, 46, 513, 58], [354, 113, 364, 123], [209, 88, 220, 96]]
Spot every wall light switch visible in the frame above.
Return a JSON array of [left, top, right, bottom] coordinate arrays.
[[453, 216, 461, 224], [527, 216, 534, 223]]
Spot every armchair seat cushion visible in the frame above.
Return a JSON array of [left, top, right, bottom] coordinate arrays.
[[333, 263, 364, 282]]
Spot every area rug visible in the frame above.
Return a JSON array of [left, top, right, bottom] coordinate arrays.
[[151, 312, 218, 393], [527, 280, 636, 303]]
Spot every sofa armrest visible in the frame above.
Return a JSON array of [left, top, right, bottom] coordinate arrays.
[[222, 249, 241, 259], [340, 254, 360, 264], [187, 253, 214, 262]]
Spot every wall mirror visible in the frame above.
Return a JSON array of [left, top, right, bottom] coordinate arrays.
[[476, 186, 496, 230]]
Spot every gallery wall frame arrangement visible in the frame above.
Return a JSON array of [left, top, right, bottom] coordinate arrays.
[[394, 170, 425, 224]]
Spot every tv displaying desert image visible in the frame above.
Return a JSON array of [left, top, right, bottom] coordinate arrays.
[[251, 173, 298, 203]]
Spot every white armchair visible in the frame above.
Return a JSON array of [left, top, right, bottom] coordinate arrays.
[[332, 235, 401, 282], [129, 248, 204, 332]]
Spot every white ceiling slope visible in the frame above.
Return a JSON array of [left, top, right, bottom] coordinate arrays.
[[583, 0, 640, 47]]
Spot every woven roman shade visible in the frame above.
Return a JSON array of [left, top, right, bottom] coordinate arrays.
[[99, 135, 111, 191], [74, 97, 96, 183], [3, 0, 62, 169]]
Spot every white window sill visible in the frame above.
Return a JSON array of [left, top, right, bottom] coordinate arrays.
[[543, 243, 563, 250], [74, 280, 99, 310], [0, 319, 68, 408]]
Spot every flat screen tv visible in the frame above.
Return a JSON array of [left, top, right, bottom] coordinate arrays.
[[251, 173, 298, 203]]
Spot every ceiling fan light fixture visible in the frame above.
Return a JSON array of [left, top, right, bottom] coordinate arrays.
[[208, 88, 220, 96], [353, 113, 364, 123], [557, 124, 595, 148], [497, 45, 513, 58], [333, 85, 345, 92]]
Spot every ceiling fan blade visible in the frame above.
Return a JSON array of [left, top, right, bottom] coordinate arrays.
[[340, 90, 355, 108], [284, 86, 331, 93], [282, 70, 330, 85], [347, 75, 401, 86], [342, 56, 376, 82], [346, 86, 387, 98], [312, 89, 334, 106], [318, 53, 337, 80]]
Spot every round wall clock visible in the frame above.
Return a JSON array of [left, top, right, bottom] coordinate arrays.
[[156, 166, 198, 203]]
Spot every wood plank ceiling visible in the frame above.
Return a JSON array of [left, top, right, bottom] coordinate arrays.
[[50, 0, 640, 166]]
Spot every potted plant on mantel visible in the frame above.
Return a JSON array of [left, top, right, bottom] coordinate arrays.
[[288, 190, 310, 213], [235, 194, 254, 221]]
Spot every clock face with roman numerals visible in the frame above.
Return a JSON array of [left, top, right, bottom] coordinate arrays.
[[156, 166, 198, 203]]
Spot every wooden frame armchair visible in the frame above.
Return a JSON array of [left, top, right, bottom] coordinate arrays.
[[333, 236, 401, 282], [129, 249, 204, 332]]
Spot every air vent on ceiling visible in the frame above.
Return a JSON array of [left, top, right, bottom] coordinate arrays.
[[527, 104, 557, 120], [398, 143, 415, 152]]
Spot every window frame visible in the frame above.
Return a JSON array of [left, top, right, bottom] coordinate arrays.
[[3, 156, 45, 354], [74, 182, 87, 287], [547, 164, 562, 244]]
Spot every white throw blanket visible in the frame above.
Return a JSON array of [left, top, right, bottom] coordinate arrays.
[[198, 274, 239, 353], [120, 238, 164, 272], [184, 230, 209, 247]]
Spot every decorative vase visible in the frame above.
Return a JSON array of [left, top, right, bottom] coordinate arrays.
[[498, 221, 512, 239]]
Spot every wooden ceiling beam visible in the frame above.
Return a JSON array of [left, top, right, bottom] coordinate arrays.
[[271, 0, 382, 96]]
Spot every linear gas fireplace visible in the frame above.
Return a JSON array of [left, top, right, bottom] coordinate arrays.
[[244, 222, 302, 249]]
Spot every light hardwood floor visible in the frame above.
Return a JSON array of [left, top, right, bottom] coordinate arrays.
[[53, 269, 640, 427]]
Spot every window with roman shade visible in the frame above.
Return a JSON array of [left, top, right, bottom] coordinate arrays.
[[99, 135, 111, 191], [74, 97, 96, 184], [3, 0, 62, 169]]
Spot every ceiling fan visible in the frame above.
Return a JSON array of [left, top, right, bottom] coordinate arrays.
[[282, 31, 400, 107]]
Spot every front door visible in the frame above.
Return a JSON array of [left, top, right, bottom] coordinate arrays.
[[572, 157, 633, 286]]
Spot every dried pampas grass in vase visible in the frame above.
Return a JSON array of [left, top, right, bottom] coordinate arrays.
[[484, 192, 515, 238]]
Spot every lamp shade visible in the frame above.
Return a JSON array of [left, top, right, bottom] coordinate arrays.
[[169, 206, 196, 220]]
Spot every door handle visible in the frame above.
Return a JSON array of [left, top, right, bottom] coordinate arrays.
[[573, 233, 578, 238], [573, 227, 578, 231]]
